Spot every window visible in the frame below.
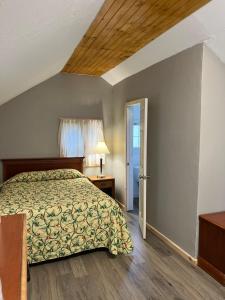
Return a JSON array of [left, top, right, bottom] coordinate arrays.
[[59, 118, 105, 167], [133, 124, 140, 148]]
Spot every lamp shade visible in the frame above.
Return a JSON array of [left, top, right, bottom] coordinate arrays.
[[94, 141, 110, 154]]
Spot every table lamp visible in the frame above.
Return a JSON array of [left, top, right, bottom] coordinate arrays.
[[94, 141, 110, 177]]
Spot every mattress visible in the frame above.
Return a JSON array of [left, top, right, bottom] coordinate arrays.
[[0, 169, 133, 263]]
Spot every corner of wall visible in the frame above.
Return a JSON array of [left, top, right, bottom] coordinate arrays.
[[194, 42, 205, 258], [195, 42, 225, 257]]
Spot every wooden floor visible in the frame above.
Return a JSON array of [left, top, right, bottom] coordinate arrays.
[[28, 212, 225, 300]]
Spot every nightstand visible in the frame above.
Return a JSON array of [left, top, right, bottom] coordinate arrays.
[[88, 176, 115, 198]]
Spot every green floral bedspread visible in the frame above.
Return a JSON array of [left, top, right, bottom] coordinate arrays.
[[0, 170, 133, 263]]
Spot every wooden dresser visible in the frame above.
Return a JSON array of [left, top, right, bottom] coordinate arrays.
[[0, 214, 27, 300], [198, 211, 225, 285]]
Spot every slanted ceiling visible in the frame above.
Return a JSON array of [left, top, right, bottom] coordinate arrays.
[[102, 0, 225, 85], [0, 0, 104, 106], [63, 0, 209, 76]]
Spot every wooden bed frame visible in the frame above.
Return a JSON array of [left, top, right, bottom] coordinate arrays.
[[1, 157, 85, 181]]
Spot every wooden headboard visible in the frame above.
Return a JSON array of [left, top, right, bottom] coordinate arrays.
[[1, 157, 85, 181]]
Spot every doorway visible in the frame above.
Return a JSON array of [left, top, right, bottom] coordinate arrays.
[[126, 98, 148, 239], [126, 103, 141, 214]]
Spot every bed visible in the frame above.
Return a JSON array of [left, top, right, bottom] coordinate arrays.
[[0, 158, 133, 264]]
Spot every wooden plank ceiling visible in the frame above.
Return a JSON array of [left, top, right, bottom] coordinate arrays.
[[63, 0, 209, 76]]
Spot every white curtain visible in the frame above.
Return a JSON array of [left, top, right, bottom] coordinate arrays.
[[59, 119, 84, 157], [59, 118, 105, 167]]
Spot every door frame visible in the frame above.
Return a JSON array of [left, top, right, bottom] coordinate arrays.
[[125, 98, 148, 212]]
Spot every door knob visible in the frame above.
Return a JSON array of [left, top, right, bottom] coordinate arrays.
[[139, 175, 150, 180]]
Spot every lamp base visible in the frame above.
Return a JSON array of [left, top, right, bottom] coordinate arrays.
[[97, 175, 105, 178], [98, 157, 104, 178]]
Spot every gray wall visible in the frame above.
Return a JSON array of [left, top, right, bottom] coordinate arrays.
[[197, 46, 225, 215], [0, 73, 113, 181], [112, 44, 203, 257], [0, 44, 206, 257]]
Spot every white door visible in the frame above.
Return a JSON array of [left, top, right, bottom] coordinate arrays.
[[138, 98, 148, 239], [126, 98, 149, 239]]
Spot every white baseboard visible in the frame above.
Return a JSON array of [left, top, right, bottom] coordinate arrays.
[[146, 222, 197, 265]]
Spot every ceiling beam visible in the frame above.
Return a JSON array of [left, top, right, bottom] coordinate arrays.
[[62, 0, 210, 76]]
